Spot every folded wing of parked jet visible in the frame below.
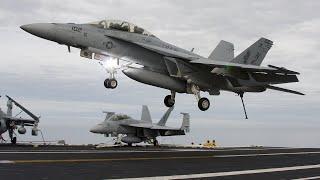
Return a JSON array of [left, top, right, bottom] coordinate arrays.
[[6, 95, 40, 122], [2, 116, 37, 126]]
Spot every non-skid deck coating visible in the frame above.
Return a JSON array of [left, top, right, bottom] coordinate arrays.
[[0, 145, 319, 179]]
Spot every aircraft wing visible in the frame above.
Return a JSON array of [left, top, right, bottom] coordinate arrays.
[[106, 35, 300, 75], [123, 123, 153, 128], [134, 42, 198, 60], [136, 42, 300, 75], [105, 35, 198, 60], [6, 95, 40, 122], [123, 123, 185, 136], [3, 116, 37, 126], [150, 125, 180, 131], [123, 123, 179, 130]]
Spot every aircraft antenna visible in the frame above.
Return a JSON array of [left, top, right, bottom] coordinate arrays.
[[239, 93, 248, 119]]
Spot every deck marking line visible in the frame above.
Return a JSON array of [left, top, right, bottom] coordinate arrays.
[[293, 176, 320, 180], [0, 160, 14, 164], [4, 151, 320, 164], [110, 164, 320, 180]]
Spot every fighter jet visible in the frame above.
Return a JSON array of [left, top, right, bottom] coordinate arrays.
[[90, 106, 190, 146], [20, 20, 304, 118], [0, 95, 40, 144]]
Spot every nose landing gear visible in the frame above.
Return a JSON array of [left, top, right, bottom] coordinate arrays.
[[104, 78, 118, 89], [99, 61, 119, 89]]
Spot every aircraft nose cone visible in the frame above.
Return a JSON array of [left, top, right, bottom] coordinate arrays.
[[20, 24, 30, 32], [20, 23, 54, 40], [90, 125, 105, 134]]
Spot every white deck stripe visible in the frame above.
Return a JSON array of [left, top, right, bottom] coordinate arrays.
[[111, 164, 320, 180], [293, 176, 320, 180], [215, 151, 320, 158], [0, 160, 14, 164]]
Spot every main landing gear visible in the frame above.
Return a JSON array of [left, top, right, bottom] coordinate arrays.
[[198, 97, 210, 111], [153, 139, 159, 146], [191, 84, 210, 111], [164, 85, 211, 111], [8, 127, 17, 145], [164, 91, 176, 107]]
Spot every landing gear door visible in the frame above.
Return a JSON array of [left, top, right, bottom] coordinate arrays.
[[164, 57, 195, 78]]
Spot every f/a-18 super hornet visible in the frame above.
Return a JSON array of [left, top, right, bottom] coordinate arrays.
[[21, 20, 304, 118], [90, 106, 190, 146], [0, 95, 40, 144]]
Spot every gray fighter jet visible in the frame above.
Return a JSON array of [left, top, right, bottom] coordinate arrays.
[[0, 96, 40, 144], [20, 20, 304, 118], [90, 106, 190, 146]]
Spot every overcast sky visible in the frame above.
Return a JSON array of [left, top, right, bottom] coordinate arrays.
[[0, 0, 319, 147]]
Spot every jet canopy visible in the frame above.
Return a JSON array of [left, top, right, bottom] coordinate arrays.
[[88, 20, 156, 37], [109, 114, 131, 121]]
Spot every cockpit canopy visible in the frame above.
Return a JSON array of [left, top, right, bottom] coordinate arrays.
[[88, 19, 156, 37], [109, 114, 131, 121]]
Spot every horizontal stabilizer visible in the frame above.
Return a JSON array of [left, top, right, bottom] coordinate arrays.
[[266, 85, 305, 95], [267, 65, 300, 75], [252, 73, 299, 84]]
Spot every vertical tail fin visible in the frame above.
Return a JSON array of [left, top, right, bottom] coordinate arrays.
[[102, 111, 115, 121], [232, 38, 273, 66], [180, 113, 190, 133], [208, 40, 234, 61], [157, 106, 174, 126], [141, 105, 152, 123]]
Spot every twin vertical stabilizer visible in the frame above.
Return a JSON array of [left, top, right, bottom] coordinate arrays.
[[141, 105, 152, 122]]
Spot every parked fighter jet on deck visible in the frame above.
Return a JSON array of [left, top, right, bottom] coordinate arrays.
[[0, 96, 40, 144], [90, 106, 190, 146], [21, 20, 304, 118]]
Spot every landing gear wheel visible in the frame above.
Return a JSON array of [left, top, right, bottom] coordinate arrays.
[[11, 137, 17, 144], [127, 143, 132, 147], [104, 79, 118, 89], [164, 95, 175, 107], [109, 79, 118, 89], [104, 78, 110, 89], [153, 139, 159, 146], [198, 97, 210, 111]]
